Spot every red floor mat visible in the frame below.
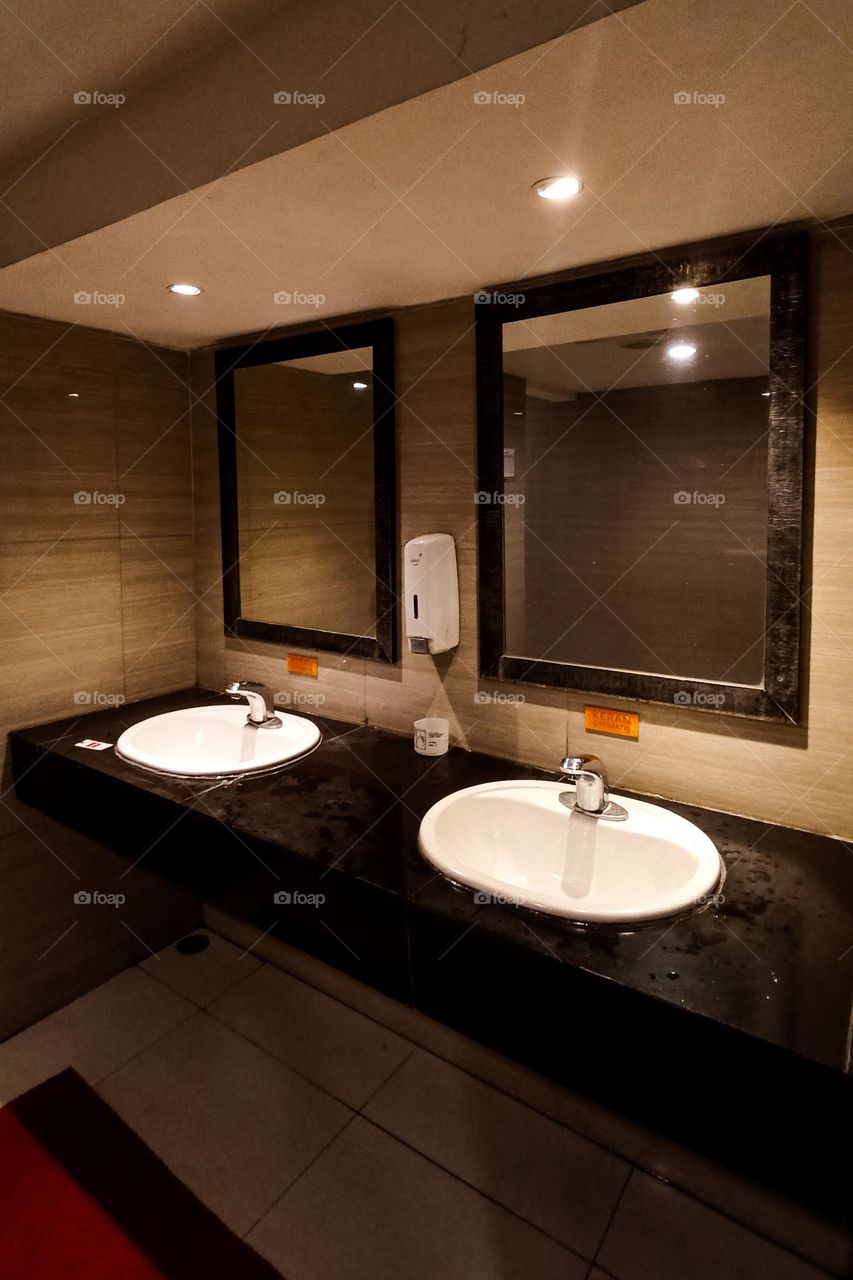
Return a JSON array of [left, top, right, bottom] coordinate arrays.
[[0, 1068, 284, 1279]]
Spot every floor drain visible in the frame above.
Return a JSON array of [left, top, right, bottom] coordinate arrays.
[[176, 933, 210, 956]]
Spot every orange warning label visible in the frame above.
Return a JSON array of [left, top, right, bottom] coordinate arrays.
[[584, 706, 639, 740], [287, 654, 318, 677]]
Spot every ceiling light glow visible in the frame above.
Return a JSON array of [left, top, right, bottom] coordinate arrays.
[[532, 175, 582, 201], [667, 342, 697, 363], [168, 283, 202, 296], [671, 287, 700, 305], [352, 381, 368, 390]]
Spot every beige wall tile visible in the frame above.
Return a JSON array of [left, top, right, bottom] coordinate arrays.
[[0, 312, 203, 1037], [189, 354, 226, 691], [121, 534, 196, 701], [0, 334, 120, 543], [464, 685, 569, 770], [398, 301, 479, 551], [0, 540, 124, 729], [116, 343, 192, 541]]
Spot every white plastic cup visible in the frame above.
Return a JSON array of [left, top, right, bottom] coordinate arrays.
[[414, 717, 449, 756]]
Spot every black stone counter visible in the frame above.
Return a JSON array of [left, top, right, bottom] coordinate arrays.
[[10, 689, 853, 1220]]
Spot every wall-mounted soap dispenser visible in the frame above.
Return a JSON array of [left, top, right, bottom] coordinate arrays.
[[404, 534, 459, 655]]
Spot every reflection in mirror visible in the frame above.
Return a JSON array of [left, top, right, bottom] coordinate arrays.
[[234, 346, 377, 638], [502, 277, 771, 686]]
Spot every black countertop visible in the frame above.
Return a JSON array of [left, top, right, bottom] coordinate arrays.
[[11, 688, 852, 1076], [13, 688, 853, 1218]]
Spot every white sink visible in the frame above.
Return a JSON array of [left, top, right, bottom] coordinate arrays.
[[418, 780, 722, 924], [115, 704, 322, 779]]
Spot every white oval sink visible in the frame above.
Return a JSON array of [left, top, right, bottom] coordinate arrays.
[[116, 705, 322, 779], [418, 780, 722, 924]]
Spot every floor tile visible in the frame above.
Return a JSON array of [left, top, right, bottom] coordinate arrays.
[[364, 1047, 629, 1258], [554, 1087, 848, 1274], [98, 1011, 352, 1235], [247, 1116, 588, 1280], [0, 967, 192, 1104], [597, 1171, 833, 1280], [141, 929, 262, 1007], [209, 962, 413, 1108], [204, 908, 848, 1275]]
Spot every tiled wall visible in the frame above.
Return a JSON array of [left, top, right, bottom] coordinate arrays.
[[0, 312, 197, 726], [192, 224, 853, 843], [0, 312, 200, 1039]]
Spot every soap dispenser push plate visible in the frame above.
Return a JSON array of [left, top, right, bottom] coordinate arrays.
[[404, 534, 460, 656]]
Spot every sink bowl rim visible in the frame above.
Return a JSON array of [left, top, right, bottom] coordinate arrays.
[[115, 703, 323, 781], [418, 778, 724, 925]]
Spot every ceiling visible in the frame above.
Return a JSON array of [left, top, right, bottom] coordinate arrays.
[[0, 0, 280, 171], [0, 0, 634, 266], [0, 0, 851, 348]]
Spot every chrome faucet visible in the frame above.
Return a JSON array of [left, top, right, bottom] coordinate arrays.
[[559, 753, 628, 821], [225, 681, 282, 729]]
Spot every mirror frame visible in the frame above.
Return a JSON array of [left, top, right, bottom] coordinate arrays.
[[215, 316, 398, 663], [475, 230, 809, 722]]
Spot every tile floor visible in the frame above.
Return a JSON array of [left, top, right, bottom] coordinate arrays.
[[0, 929, 844, 1280]]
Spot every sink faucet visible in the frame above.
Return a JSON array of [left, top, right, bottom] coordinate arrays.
[[225, 681, 282, 729], [559, 754, 628, 821]]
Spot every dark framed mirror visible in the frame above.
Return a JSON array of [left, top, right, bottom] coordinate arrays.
[[216, 317, 398, 662], [475, 231, 808, 722]]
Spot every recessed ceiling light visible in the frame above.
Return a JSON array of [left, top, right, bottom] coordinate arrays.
[[168, 282, 202, 296], [352, 381, 368, 390], [67, 392, 79, 398], [761, 391, 771, 397], [532, 176, 583, 201], [671, 287, 700, 305], [667, 342, 697, 363]]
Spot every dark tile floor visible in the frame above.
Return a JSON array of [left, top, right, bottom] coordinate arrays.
[[0, 929, 844, 1279]]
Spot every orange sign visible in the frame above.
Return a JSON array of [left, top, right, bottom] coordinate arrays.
[[287, 653, 318, 678], [584, 705, 639, 740]]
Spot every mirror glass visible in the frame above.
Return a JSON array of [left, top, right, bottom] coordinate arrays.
[[233, 346, 377, 638], [501, 276, 771, 686]]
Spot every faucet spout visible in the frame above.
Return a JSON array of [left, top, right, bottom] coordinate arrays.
[[559, 754, 628, 821], [225, 681, 282, 729]]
